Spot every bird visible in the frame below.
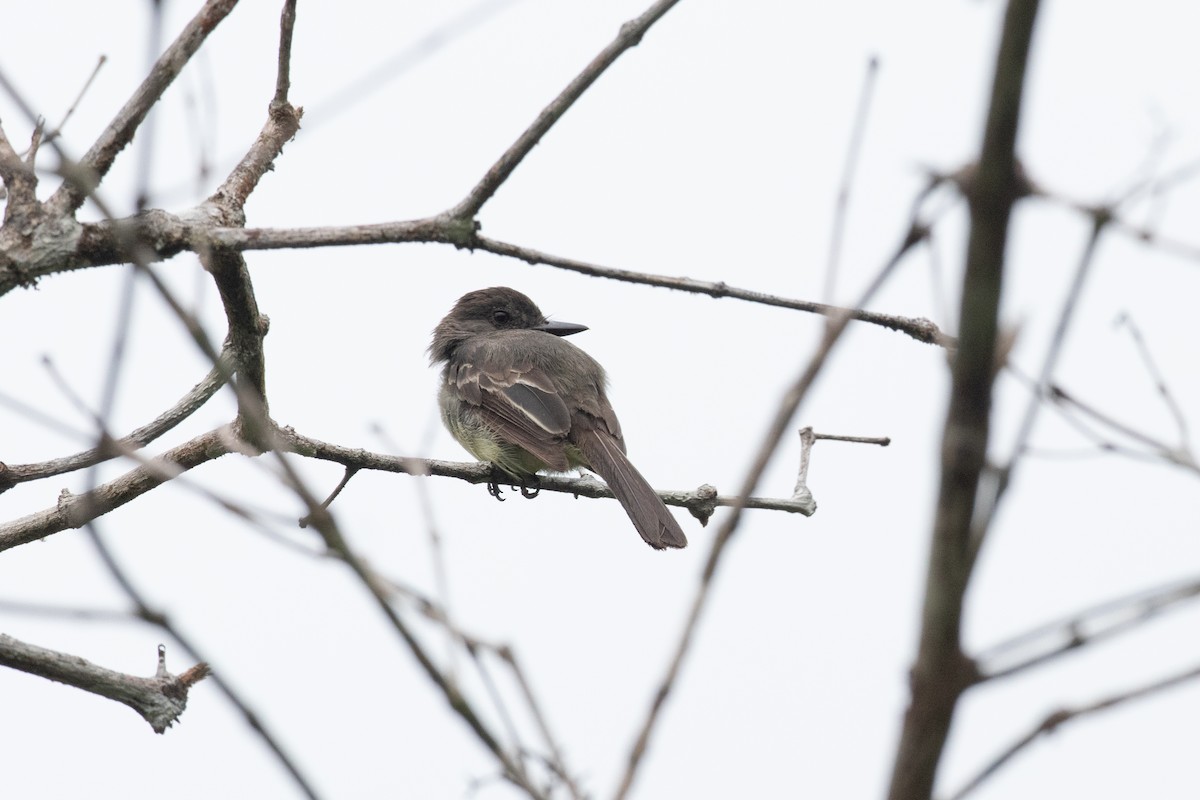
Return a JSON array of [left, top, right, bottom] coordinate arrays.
[[429, 287, 687, 550]]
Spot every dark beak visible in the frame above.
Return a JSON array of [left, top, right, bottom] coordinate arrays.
[[535, 319, 588, 337]]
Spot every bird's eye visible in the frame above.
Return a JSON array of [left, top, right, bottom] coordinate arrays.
[[492, 309, 511, 325]]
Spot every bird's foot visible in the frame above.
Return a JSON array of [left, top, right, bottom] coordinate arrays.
[[486, 468, 540, 500], [519, 474, 541, 499], [487, 467, 509, 502]]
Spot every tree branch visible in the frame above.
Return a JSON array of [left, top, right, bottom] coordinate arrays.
[[251, 432, 548, 798], [0, 427, 232, 553], [273, 0, 297, 107], [976, 575, 1200, 683], [0, 636, 209, 734], [274, 424, 817, 526], [450, 0, 684, 219], [46, 0, 241, 217], [946, 662, 1200, 800], [0, 122, 38, 222], [886, 2, 1042, 798], [614, 220, 922, 800], [471, 234, 952, 346], [0, 353, 232, 492]]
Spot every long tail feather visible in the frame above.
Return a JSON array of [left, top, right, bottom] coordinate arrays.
[[575, 428, 687, 550]]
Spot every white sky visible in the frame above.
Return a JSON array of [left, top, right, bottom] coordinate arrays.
[[2, 1, 1199, 798]]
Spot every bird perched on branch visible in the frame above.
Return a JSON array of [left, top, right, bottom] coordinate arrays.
[[429, 287, 687, 550]]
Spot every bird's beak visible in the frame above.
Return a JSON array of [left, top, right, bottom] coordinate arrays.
[[535, 319, 588, 337]]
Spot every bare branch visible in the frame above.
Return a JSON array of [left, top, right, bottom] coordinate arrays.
[[260, 447, 547, 799], [201, 249, 270, 427], [1115, 313, 1191, 443], [0, 353, 231, 492], [1034, 188, 1200, 263], [5, 201, 951, 350], [273, 0, 298, 107], [41, 56, 108, 147], [813, 432, 891, 446], [614, 221, 922, 800], [946, 662, 1200, 800], [274, 424, 816, 526], [498, 646, 585, 800], [0, 123, 38, 220], [971, 212, 1108, 564], [792, 427, 817, 508], [1005, 212, 1106, 467], [299, 0, 524, 133], [825, 55, 880, 301], [205, 215, 461, 250], [1049, 385, 1199, 474], [0, 636, 208, 734], [0, 599, 137, 623], [0, 427, 232, 553], [450, 0, 684, 219], [46, 0, 241, 217], [473, 234, 952, 347], [208, 104, 303, 216], [82, 519, 320, 799], [976, 575, 1200, 682], [364, 566, 586, 797], [887, 2, 1042, 798]]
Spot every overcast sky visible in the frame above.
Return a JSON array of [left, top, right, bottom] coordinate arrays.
[[2, 1, 1199, 798]]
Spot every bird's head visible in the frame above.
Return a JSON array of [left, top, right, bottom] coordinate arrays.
[[429, 287, 588, 363]]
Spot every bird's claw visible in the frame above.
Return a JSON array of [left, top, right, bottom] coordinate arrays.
[[487, 467, 508, 501], [486, 468, 540, 500]]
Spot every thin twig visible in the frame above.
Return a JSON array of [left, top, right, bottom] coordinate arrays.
[[0, 599, 138, 623], [298, 0, 525, 133], [976, 575, 1200, 682], [824, 55, 879, 302], [1003, 365, 1164, 462], [133, 0, 165, 213], [262, 445, 548, 799], [1048, 385, 1199, 474], [298, 466, 360, 528], [813, 432, 891, 445], [1032, 190, 1200, 262], [82, 520, 321, 798], [975, 210, 1108, 562], [373, 572, 584, 798], [614, 221, 924, 800], [1005, 212, 1106, 462], [39, 56, 108, 145], [0, 353, 231, 491], [946, 662, 1200, 800], [499, 646, 586, 800], [45, 0, 241, 217], [466, 644, 528, 779], [371, 424, 459, 675], [450, 0, 684, 219], [473, 234, 951, 347], [273, 0, 297, 106], [0, 386, 304, 551], [1115, 313, 1190, 442]]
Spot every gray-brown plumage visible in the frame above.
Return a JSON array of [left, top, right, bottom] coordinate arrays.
[[429, 287, 687, 550]]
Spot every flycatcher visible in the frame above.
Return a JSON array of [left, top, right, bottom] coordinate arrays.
[[429, 287, 687, 550]]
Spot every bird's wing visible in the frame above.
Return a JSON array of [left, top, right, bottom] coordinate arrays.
[[449, 359, 574, 471]]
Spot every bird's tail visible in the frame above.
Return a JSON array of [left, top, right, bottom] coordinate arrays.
[[574, 427, 687, 550]]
